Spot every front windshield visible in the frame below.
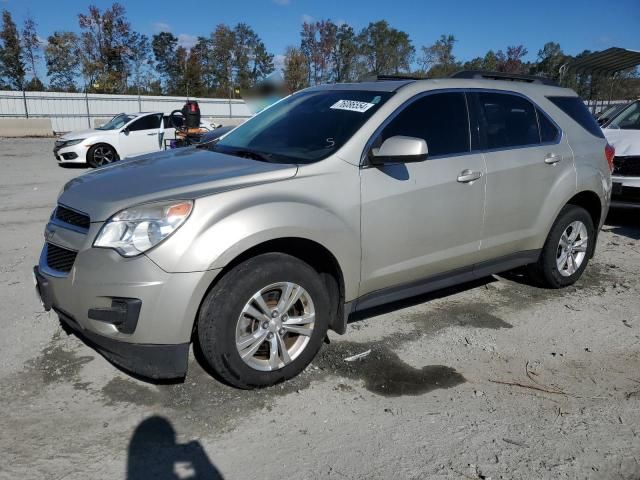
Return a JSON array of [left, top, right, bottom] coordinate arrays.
[[96, 113, 136, 130], [607, 102, 640, 130], [213, 90, 392, 164]]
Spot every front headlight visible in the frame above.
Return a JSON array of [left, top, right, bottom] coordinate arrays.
[[94, 200, 193, 257], [63, 138, 85, 147]]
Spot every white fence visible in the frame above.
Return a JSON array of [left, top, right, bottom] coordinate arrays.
[[0, 90, 252, 133]]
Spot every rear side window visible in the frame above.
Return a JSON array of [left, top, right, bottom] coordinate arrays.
[[547, 96, 604, 139], [129, 114, 162, 131], [476, 92, 540, 149], [380, 92, 470, 157], [537, 109, 561, 143]]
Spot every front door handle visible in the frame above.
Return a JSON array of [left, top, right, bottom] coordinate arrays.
[[147, 132, 158, 136], [544, 153, 562, 164], [457, 169, 483, 183]]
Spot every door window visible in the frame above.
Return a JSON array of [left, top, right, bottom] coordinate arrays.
[[537, 109, 560, 143], [378, 92, 470, 157], [128, 114, 162, 131], [476, 92, 540, 149]]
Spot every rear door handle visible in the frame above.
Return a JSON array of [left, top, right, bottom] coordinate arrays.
[[147, 132, 158, 136], [457, 169, 483, 183], [544, 153, 562, 164]]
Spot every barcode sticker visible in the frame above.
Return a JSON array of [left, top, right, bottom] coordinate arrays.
[[330, 100, 375, 113]]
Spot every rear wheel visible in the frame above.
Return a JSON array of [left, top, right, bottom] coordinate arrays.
[[87, 144, 118, 168], [528, 205, 595, 288], [197, 253, 330, 389]]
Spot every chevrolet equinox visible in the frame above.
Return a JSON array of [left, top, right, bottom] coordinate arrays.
[[34, 73, 613, 388]]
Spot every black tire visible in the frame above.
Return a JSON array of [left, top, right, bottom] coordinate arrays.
[[528, 205, 595, 288], [197, 253, 330, 389], [87, 143, 118, 168]]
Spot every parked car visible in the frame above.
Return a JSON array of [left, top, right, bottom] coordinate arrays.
[[602, 100, 640, 207], [35, 75, 612, 388], [53, 112, 215, 168], [595, 102, 629, 126]]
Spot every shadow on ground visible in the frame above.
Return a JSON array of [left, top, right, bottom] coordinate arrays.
[[605, 208, 640, 240], [127, 416, 224, 479]]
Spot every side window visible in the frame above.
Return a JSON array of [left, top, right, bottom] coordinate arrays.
[[547, 96, 604, 138], [128, 114, 162, 131], [379, 92, 470, 157], [477, 92, 540, 149], [537, 109, 560, 143]]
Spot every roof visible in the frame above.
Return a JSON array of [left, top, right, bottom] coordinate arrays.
[[307, 80, 414, 93], [565, 47, 640, 75]]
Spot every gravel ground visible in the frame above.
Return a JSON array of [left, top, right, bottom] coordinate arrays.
[[1, 138, 639, 480]]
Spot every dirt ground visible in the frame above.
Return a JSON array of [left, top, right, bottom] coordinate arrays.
[[1, 138, 639, 480]]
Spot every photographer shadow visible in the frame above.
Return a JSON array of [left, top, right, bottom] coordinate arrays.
[[127, 416, 223, 480]]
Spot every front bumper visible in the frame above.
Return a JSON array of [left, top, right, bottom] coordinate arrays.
[[35, 232, 221, 378], [611, 175, 640, 208], [54, 143, 87, 164]]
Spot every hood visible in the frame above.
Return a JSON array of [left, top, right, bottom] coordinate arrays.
[[60, 129, 112, 140], [603, 128, 640, 156], [59, 147, 298, 222]]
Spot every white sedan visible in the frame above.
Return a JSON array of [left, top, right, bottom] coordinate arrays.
[[53, 112, 214, 168], [602, 100, 640, 208]]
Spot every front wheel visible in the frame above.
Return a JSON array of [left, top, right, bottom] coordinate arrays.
[[197, 253, 330, 389], [528, 205, 595, 288], [87, 144, 118, 168]]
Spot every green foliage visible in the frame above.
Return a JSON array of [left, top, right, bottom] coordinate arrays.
[[283, 46, 308, 92], [44, 31, 80, 91], [0, 9, 25, 89]]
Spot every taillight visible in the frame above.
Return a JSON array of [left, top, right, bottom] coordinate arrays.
[[605, 143, 615, 172]]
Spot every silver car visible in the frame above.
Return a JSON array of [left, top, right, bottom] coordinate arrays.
[[34, 75, 612, 388]]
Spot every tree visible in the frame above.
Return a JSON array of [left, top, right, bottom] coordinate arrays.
[[496, 45, 528, 74], [45, 31, 80, 91], [420, 34, 460, 77], [191, 36, 215, 94], [0, 9, 25, 89], [356, 21, 414, 77], [22, 15, 43, 90], [152, 31, 179, 93], [534, 42, 565, 81], [283, 46, 308, 92], [233, 23, 274, 92], [125, 32, 152, 95], [210, 24, 235, 97], [332, 23, 357, 82], [78, 3, 133, 93]]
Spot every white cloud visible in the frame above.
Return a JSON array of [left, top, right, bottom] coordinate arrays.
[[152, 22, 171, 33], [178, 34, 198, 50], [273, 0, 291, 5], [301, 14, 314, 24]]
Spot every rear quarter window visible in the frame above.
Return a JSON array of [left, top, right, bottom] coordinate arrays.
[[547, 96, 604, 139]]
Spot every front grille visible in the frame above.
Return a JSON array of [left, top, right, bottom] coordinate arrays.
[[613, 156, 640, 177], [55, 205, 90, 230], [46, 243, 77, 273]]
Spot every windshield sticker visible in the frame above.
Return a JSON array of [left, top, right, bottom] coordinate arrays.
[[330, 100, 376, 113]]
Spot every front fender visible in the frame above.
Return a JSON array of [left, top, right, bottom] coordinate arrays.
[[146, 194, 361, 301]]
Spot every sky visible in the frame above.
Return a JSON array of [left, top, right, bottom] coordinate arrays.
[[3, 0, 639, 75]]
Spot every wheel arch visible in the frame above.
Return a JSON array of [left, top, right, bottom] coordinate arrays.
[[196, 237, 348, 336], [566, 190, 603, 230], [87, 141, 121, 162]]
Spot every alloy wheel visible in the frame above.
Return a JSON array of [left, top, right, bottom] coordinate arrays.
[[235, 282, 315, 371], [556, 220, 588, 277], [93, 146, 115, 166]]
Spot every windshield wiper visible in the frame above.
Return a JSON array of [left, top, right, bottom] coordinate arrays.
[[219, 147, 273, 162]]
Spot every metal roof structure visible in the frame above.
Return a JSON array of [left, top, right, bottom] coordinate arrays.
[[563, 47, 640, 75]]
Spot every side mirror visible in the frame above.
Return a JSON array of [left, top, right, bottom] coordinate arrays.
[[370, 135, 428, 165], [121, 127, 129, 135]]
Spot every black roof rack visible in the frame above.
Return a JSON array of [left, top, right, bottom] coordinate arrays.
[[356, 74, 425, 82], [450, 70, 558, 86]]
